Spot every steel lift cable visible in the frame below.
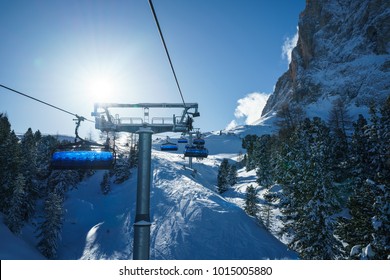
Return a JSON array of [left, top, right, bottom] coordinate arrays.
[[0, 84, 94, 123], [148, 0, 188, 111]]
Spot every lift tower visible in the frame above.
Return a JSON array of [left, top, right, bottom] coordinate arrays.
[[92, 102, 199, 259]]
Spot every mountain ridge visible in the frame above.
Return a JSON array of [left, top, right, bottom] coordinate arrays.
[[262, 0, 390, 118]]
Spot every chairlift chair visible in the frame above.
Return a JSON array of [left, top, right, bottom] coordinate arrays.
[[178, 137, 188, 144], [193, 138, 205, 146], [50, 116, 115, 170], [184, 146, 208, 158], [160, 142, 178, 151]]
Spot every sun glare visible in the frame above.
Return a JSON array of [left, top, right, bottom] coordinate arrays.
[[84, 70, 119, 102], [86, 76, 114, 102]]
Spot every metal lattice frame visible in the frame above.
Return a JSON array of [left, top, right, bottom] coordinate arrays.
[[92, 103, 199, 134]]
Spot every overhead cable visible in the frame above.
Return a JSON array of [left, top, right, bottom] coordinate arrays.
[[148, 0, 187, 109], [0, 84, 94, 123]]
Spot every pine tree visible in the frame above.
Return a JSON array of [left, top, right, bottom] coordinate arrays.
[[113, 154, 131, 184], [242, 135, 259, 171], [277, 117, 343, 259], [4, 174, 26, 234], [227, 164, 238, 186], [0, 129, 23, 213], [37, 190, 64, 259], [0, 114, 13, 212], [328, 98, 351, 182], [259, 199, 273, 230], [328, 98, 352, 137], [100, 172, 111, 195], [336, 110, 390, 259], [275, 102, 305, 141], [19, 128, 39, 221], [371, 97, 390, 259], [254, 134, 273, 188], [46, 169, 79, 204], [244, 185, 259, 217], [36, 135, 58, 181], [217, 158, 230, 193]]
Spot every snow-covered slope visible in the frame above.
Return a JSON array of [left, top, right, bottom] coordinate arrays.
[[51, 133, 296, 260], [0, 214, 45, 260], [1, 130, 296, 260]]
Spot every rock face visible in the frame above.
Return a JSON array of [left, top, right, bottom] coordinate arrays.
[[262, 0, 390, 116]]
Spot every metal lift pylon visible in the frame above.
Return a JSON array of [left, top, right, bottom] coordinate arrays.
[[92, 103, 199, 260]]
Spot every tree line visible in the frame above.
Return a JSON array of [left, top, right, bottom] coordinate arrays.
[[239, 97, 389, 260], [0, 114, 136, 259]]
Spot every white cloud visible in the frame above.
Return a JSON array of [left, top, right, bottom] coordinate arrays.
[[282, 27, 299, 65], [226, 92, 270, 130]]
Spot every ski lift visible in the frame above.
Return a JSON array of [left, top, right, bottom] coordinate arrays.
[[193, 138, 205, 146], [160, 136, 179, 151], [160, 142, 178, 151], [178, 137, 188, 144], [50, 116, 115, 170], [51, 149, 114, 170], [184, 146, 208, 158]]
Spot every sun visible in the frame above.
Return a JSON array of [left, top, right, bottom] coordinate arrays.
[[86, 76, 113, 102]]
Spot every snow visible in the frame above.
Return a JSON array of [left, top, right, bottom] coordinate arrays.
[[0, 126, 297, 260], [0, 214, 45, 260]]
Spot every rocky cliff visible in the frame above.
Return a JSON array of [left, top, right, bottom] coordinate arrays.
[[262, 0, 390, 116]]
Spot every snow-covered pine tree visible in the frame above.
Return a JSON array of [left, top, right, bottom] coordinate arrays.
[[244, 184, 259, 217], [37, 190, 64, 259], [328, 98, 351, 182], [366, 102, 383, 180], [19, 128, 39, 221], [338, 177, 389, 259], [275, 102, 305, 141], [1, 130, 23, 215], [336, 113, 381, 259], [0, 113, 13, 212], [254, 134, 274, 188], [4, 174, 26, 234], [275, 118, 312, 241], [227, 164, 238, 186], [328, 98, 352, 137], [100, 171, 111, 195], [259, 199, 273, 230], [47, 170, 79, 197], [128, 133, 138, 168], [379, 95, 390, 185], [113, 153, 131, 184], [36, 135, 58, 181], [241, 134, 259, 171], [217, 158, 230, 193], [277, 117, 343, 259], [371, 97, 390, 259], [288, 118, 342, 259]]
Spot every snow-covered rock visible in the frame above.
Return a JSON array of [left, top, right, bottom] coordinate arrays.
[[263, 0, 390, 118]]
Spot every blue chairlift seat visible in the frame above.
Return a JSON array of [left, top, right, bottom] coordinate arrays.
[[193, 138, 205, 146], [178, 138, 188, 144], [184, 146, 208, 158], [160, 143, 178, 151], [51, 150, 114, 170]]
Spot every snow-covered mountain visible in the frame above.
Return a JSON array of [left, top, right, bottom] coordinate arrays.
[[0, 132, 297, 260], [262, 0, 390, 118]]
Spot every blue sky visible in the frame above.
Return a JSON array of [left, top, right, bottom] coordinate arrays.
[[0, 0, 305, 138]]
